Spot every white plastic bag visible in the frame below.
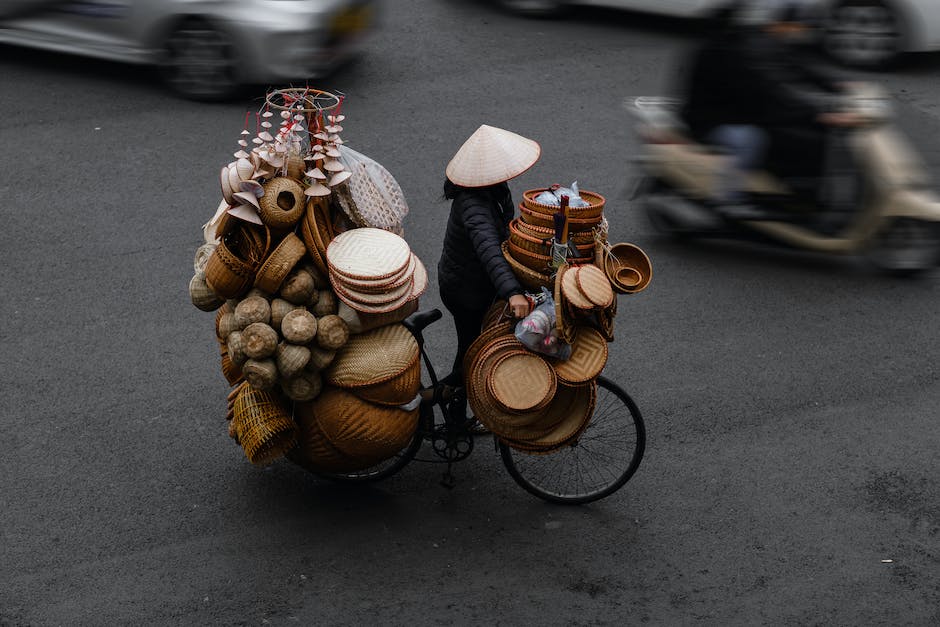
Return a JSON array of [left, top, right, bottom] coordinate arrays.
[[514, 288, 572, 360]]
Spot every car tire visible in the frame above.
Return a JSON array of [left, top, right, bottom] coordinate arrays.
[[497, 0, 567, 18], [824, 0, 903, 69], [161, 19, 241, 101]]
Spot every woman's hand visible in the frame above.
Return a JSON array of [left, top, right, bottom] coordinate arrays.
[[508, 294, 531, 319]]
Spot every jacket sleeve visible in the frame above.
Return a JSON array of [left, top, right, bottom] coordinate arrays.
[[460, 196, 524, 301]]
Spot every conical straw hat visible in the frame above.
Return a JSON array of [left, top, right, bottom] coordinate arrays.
[[445, 125, 541, 188]]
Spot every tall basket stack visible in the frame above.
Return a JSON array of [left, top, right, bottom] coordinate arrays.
[[189, 87, 422, 472]]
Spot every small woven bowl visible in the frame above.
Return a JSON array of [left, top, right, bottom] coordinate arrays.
[[518, 204, 603, 233], [604, 242, 653, 294], [254, 232, 307, 293], [501, 241, 552, 292], [521, 189, 606, 218]]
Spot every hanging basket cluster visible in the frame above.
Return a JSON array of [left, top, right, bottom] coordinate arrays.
[[190, 87, 422, 471]]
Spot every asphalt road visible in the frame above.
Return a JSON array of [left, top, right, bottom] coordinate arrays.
[[2, 1, 939, 624]]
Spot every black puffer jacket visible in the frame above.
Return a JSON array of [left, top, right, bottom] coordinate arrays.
[[438, 182, 524, 311]]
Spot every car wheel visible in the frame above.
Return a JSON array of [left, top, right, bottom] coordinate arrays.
[[824, 0, 903, 68], [162, 19, 240, 101], [497, 0, 567, 18]]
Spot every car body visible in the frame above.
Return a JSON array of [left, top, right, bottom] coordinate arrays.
[[0, 0, 377, 99], [499, 0, 940, 67]]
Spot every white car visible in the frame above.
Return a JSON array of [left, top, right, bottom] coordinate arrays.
[[0, 0, 377, 100], [498, 0, 940, 68]]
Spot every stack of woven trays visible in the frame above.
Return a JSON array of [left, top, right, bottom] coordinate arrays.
[[464, 303, 608, 453], [502, 189, 606, 291], [192, 181, 423, 472]]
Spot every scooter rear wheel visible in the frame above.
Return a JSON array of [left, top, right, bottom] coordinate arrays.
[[865, 218, 940, 277]]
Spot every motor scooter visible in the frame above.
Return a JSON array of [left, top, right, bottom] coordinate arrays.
[[628, 85, 940, 275]]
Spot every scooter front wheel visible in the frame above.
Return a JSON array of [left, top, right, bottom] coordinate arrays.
[[865, 218, 940, 277]]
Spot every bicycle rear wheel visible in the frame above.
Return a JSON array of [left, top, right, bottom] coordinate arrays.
[[499, 376, 646, 505]]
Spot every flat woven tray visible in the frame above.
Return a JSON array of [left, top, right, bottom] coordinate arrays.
[[327, 227, 411, 281], [499, 380, 596, 453], [325, 323, 419, 387], [560, 264, 595, 310], [486, 350, 556, 414], [550, 326, 608, 384], [575, 264, 614, 308]]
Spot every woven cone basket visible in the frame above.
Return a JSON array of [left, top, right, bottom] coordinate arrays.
[[231, 386, 297, 465]]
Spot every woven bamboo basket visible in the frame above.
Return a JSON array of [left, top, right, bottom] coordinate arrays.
[[289, 400, 369, 473], [501, 241, 553, 292], [325, 323, 419, 388], [548, 326, 609, 385], [518, 204, 604, 233], [521, 189, 606, 218], [602, 242, 653, 294], [350, 356, 421, 407], [300, 197, 330, 277], [508, 239, 593, 273], [254, 232, 307, 293], [513, 218, 597, 247], [313, 387, 419, 464], [508, 219, 553, 255], [231, 386, 297, 465], [258, 177, 306, 231], [204, 229, 262, 299]]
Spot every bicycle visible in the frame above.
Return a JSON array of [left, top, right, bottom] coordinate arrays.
[[294, 308, 646, 505]]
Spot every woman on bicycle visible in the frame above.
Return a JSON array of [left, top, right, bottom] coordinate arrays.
[[437, 124, 541, 398]]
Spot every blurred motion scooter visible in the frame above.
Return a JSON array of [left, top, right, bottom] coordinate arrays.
[[628, 84, 940, 275]]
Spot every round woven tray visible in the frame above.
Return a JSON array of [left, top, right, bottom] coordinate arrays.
[[518, 204, 603, 232], [575, 264, 614, 308], [332, 276, 417, 314], [325, 323, 419, 388], [313, 386, 419, 464], [521, 189, 606, 218], [549, 326, 608, 384], [254, 232, 307, 293], [560, 264, 596, 310], [331, 270, 414, 306], [499, 380, 596, 454], [462, 318, 517, 380], [502, 241, 553, 292], [327, 227, 411, 281], [351, 356, 421, 407], [486, 350, 556, 414], [330, 252, 416, 294], [409, 254, 428, 300]]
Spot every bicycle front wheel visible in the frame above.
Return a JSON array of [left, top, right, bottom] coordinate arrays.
[[499, 376, 646, 505]]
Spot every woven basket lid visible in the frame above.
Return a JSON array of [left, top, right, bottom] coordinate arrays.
[[486, 350, 556, 414], [445, 125, 541, 188], [350, 357, 422, 407], [325, 323, 419, 388], [575, 264, 614, 308], [254, 232, 307, 293], [313, 386, 419, 463], [550, 326, 608, 384], [560, 264, 595, 310], [327, 227, 411, 281], [499, 380, 596, 452]]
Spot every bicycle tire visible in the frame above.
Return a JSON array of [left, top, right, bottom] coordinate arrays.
[[499, 376, 646, 505]]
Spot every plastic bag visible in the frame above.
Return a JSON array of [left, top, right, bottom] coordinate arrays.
[[535, 182, 591, 208], [514, 288, 572, 360]]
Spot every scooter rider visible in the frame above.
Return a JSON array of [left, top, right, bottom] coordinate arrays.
[[679, 0, 865, 215]]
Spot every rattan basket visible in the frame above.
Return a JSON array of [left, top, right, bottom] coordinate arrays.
[[258, 177, 306, 231], [351, 356, 422, 406], [508, 239, 592, 273], [502, 241, 553, 292], [325, 323, 418, 386], [300, 197, 330, 277], [508, 219, 553, 255], [231, 386, 297, 465], [513, 218, 596, 247], [560, 264, 596, 311], [518, 204, 603, 233], [313, 386, 419, 463], [602, 242, 653, 294], [204, 225, 270, 299], [521, 189, 606, 218], [289, 400, 368, 473], [254, 232, 307, 293]]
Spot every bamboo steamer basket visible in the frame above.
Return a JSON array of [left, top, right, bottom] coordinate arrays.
[[289, 400, 368, 473], [230, 386, 297, 465], [486, 350, 557, 415], [258, 177, 306, 231], [548, 326, 609, 385], [254, 232, 307, 293], [312, 387, 419, 464], [518, 204, 603, 233], [499, 380, 597, 454], [351, 355, 422, 407], [325, 323, 419, 388], [521, 189, 606, 218], [501, 241, 553, 291]]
